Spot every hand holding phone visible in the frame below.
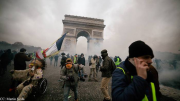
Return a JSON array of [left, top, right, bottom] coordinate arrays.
[[134, 57, 148, 79]]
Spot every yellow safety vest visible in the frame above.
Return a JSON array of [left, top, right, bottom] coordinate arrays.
[[74, 56, 77, 64], [117, 67, 157, 101]]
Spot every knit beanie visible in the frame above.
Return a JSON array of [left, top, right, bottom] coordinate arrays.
[[129, 41, 154, 58]]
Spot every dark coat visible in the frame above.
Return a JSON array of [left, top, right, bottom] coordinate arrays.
[[14, 52, 32, 70], [78, 57, 85, 66], [112, 58, 159, 101], [100, 56, 115, 77], [0, 52, 10, 67]]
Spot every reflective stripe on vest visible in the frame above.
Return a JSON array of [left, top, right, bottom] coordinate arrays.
[[117, 67, 157, 101], [115, 58, 120, 66], [74, 56, 76, 63]]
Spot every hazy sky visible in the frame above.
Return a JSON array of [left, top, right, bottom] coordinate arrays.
[[0, 0, 180, 59]]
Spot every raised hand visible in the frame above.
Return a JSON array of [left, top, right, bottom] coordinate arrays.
[[134, 57, 149, 79]]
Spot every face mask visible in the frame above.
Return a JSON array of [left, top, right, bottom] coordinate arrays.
[[66, 64, 72, 69]]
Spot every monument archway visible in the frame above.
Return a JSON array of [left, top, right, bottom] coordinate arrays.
[[61, 15, 105, 55], [76, 31, 90, 52]]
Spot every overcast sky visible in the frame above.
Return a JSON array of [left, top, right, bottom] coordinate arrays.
[[0, 0, 180, 59]]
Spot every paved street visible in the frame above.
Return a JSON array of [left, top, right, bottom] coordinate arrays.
[[0, 59, 178, 101], [36, 60, 110, 101]]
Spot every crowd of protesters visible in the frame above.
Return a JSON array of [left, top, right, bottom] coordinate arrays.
[[1, 40, 180, 101]]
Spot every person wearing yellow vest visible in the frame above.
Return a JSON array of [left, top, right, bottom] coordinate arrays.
[[73, 54, 78, 64], [112, 40, 160, 101], [114, 56, 121, 66]]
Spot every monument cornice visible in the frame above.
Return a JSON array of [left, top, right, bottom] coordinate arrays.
[[65, 15, 104, 22], [62, 20, 105, 28]]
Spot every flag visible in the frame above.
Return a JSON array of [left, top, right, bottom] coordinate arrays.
[[35, 32, 68, 59], [44, 32, 68, 58], [36, 49, 44, 59]]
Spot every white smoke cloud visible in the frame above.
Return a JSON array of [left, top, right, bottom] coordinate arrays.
[[0, 0, 180, 60]]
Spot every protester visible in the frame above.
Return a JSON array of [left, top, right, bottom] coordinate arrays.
[[11, 58, 45, 101], [67, 53, 70, 58], [60, 58, 84, 101], [88, 55, 98, 82], [8, 49, 14, 66], [78, 53, 85, 66], [78, 53, 85, 80], [73, 54, 78, 64], [71, 55, 73, 61], [60, 53, 67, 69], [96, 55, 100, 77], [114, 56, 121, 66], [154, 58, 162, 70], [54, 55, 59, 67], [49, 56, 53, 65], [99, 56, 102, 66], [112, 40, 160, 101], [100, 49, 116, 101], [14, 48, 32, 70], [0, 49, 11, 76]]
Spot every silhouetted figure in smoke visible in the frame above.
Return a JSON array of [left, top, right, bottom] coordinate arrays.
[[170, 60, 177, 70], [96, 55, 100, 77], [49, 56, 53, 65], [78, 55, 80, 59], [60, 53, 67, 69], [88, 55, 91, 63], [14, 48, 32, 70], [78, 53, 86, 81], [12, 50, 17, 59], [54, 55, 59, 67], [0, 49, 11, 76], [67, 53, 70, 58], [99, 56, 102, 66], [8, 49, 14, 66], [71, 55, 73, 61], [154, 58, 162, 70]]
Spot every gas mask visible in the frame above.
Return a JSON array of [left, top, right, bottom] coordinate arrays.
[[66, 63, 72, 69]]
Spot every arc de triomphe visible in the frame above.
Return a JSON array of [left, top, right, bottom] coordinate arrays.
[[61, 15, 105, 55]]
